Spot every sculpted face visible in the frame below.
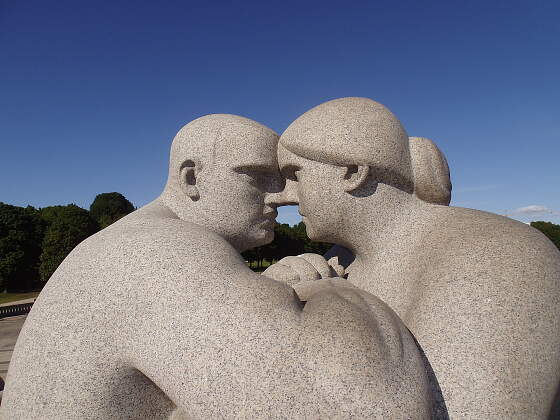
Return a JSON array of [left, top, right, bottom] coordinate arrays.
[[273, 97, 419, 244], [165, 115, 284, 252], [277, 144, 347, 242], [194, 121, 284, 251]]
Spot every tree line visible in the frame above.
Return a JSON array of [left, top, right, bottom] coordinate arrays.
[[242, 222, 332, 269], [530, 221, 560, 251], [0, 193, 134, 292]]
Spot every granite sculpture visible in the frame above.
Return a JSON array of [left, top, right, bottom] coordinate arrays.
[[2, 114, 433, 418], [272, 97, 560, 419]]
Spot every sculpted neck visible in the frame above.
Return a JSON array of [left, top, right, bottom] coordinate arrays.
[[158, 188, 251, 253], [335, 186, 428, 265], [331, 187, 435, 318], [158, 186, 199, 224]]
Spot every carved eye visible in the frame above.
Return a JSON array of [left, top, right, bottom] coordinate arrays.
[[234, 167, 275, 189]]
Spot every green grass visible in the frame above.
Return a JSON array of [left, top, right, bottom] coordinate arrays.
[[247, 260, 275, 272], [0, 291, 40, 305]]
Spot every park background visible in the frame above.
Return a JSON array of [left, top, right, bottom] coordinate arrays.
[[1, 1, 560, 297]]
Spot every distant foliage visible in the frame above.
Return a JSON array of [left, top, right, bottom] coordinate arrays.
[[89, 192, 135, 229], [39, 205, 99, 282], [530, 221, 560, 250], [291, 222, 332, 254], [243, 222, 332, 268], [0, 203, 45, 292], [0, 193, 134, 291]]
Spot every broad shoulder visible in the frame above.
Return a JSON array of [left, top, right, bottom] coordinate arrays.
[[420, 205, 560, 293], [47, 202, 250, 295], [83, 205, 237, 265], [428, 205, 560, 263], [35, 202, 300, 328]]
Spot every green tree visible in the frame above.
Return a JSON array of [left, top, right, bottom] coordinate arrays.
[[39, 205, 99, 282], [245, 222, 333, 271], [241, 247, 257, 267], [258, 224, 293, 266], [272, 223, 306, 259], [531, 221, 560, 250], [89, 192, 135, 229], [291, 222, 332, 255], [0, 203, 45, 292]]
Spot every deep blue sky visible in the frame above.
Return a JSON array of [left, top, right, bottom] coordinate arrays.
[[1, 0, 559, 225]]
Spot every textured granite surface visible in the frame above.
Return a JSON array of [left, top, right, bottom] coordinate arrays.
[[280, 97, 414, 195], [408, 136, 451, 205], [275, 97, 560, 419], [2, 113, 433, 419]]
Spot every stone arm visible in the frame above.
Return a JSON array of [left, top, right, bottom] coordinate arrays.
[[126, 254, 433, 418], [407, 229, 560, 420], [297, 281, 435, 418]]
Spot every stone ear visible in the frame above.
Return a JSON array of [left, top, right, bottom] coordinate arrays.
[[343, 165, 369, 193], [179, 160, 200, 202], [409, 137, 452, 205]]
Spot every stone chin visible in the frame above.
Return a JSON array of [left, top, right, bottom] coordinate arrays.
[[300, 217, 323, 243], [239, 225, 275, 251]]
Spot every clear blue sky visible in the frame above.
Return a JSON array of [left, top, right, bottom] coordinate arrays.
[[1, 0, 559, 226]]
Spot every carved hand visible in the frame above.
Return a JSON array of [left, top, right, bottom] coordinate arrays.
[[262, 253, 345, 287]]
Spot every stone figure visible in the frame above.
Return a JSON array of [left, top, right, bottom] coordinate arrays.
[[272, 97, 560, 419], [2, 114, 433, 419]]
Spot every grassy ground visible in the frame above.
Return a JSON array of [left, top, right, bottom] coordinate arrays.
[[0, 291, 40, 305], [247, 260, 274, 272]]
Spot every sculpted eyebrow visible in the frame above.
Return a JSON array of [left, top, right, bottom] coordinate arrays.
[[234, 165, 277, 174]]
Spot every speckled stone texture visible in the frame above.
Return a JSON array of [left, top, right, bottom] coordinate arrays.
[[1, 114, 433, 419], [274, 97, 560, 419]]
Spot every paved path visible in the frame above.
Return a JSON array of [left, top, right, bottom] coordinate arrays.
[[0, 298, 36, 308], [0, 315, 27, 380]]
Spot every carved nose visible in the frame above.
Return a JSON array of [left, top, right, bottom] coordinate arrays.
[[265, 180, 299, 207]]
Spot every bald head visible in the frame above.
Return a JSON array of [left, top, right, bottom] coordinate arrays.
[[167, 114, 279, 189], [280, 97, 414, 192], [161, 114, 281, 251]]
